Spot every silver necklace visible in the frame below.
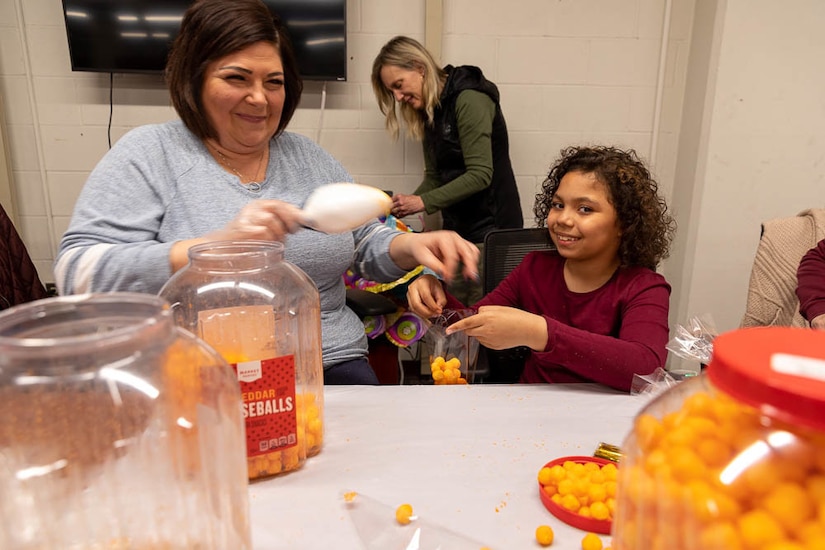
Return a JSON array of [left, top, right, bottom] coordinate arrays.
[[210, 145, 266, 192]]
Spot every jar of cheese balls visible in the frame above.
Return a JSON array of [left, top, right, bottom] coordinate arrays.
[[160, 241, 325, 479], [612, 327, 825, 550], [0, 293, 250, 548]]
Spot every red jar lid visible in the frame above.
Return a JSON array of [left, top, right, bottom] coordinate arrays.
[[707, 327, 825, 432]]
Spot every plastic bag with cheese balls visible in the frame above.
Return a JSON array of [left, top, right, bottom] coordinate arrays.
[[423, 308, 480, 384]]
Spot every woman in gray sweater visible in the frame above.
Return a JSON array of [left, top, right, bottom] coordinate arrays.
[[55, 0, 477, 384]]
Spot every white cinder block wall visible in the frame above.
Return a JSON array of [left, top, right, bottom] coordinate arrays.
[[2, 0, 824, 335], [0, 0, 690, 280], [668, 0, 825, 333]]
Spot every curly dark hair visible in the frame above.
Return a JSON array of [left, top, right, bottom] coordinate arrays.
[[534, 146, 676, 270]]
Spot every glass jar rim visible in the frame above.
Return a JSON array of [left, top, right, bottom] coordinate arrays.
[[0, 292, 173, 359], [188, 240, 285, 259]]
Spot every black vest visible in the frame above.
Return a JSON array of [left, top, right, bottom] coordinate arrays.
[[424, 65, 523, 243]]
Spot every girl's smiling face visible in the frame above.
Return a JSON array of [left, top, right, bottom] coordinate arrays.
[[547, 170, 622, 267], [379, 64, 424, 110], [201, 41, 285, 153]]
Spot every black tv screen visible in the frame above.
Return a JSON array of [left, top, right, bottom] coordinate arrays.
[[61, 0, 347, 81]]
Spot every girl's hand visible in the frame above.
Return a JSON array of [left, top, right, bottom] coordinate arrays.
[[391, 193, 425, 218], [207, 200, 303, 242], [446, 305, 548, 351], [406, 274, 447, 318], [389, 231, 479, 284]]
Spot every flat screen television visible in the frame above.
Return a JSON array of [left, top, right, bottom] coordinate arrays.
[[61, 0, 347, 81]]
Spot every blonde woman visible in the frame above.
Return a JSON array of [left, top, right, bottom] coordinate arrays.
[[372, 36, 523, 306]]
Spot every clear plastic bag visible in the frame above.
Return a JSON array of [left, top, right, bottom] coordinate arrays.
[[665, 314, 717, 365], [342, 491, 489, 550], [423, 309, 480, 384], [630, 367, 680, 399]]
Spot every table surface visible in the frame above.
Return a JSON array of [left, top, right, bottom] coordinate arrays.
[[249, 384, 646, 550]]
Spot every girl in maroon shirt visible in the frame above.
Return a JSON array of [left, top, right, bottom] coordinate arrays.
[[407, 146, 676, 391]]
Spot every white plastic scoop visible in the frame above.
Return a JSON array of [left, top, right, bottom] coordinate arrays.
[[299, 183, 392, 234]]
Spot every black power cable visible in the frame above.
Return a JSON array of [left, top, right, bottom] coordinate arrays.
[[108, 72, 113, 149]]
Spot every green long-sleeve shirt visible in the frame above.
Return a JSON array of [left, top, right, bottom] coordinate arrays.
[[416, 89, 496, 214]]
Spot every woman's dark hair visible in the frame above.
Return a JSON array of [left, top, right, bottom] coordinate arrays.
[[534, 145, 676, 270], [165, 0, 303, 140]]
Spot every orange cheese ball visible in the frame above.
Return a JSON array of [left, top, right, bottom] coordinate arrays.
[[535, 524, 555, 546], [612, 389, 825, 550], [538, 460, 617, 523], [538, 466, 554, 486], [581, 532, 603, 550], [395, 503, 414, 525]]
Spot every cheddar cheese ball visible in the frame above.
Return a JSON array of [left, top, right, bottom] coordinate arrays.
[[536, 524, 555, 546], [395, 503, 414, 525], [581, 532, 603, 550]]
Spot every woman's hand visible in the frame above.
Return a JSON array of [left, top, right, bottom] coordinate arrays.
[[391, 193, 425, 218], [170, 200, 302, 271], [389, 230, 479, 284], [811, 314, 825, 330], [446, 306, 548, 351], [406, 274, 448, 318], [207, 200, 303, 242]]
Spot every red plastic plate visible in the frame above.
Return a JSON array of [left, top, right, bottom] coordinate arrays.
[[538, 455, 615, 535]]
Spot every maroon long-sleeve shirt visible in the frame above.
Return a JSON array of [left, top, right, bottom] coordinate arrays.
[[796, 238, 825, 323], [448, 251, 671, 392]]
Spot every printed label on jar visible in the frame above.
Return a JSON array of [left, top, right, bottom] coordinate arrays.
[[231, 355, 297, 458]]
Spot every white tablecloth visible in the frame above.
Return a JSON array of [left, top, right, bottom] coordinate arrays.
[[249, 384, 646, 549]]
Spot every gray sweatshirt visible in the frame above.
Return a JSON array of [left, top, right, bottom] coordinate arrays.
[[55, 120, 406, 367]]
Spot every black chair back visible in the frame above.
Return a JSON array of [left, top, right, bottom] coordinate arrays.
[[483, 228, 555, 293]]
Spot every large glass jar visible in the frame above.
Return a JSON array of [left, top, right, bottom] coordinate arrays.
[[0, 293, 251, 549], [159, 240, 324, 480], [612, 327, 825, 550]]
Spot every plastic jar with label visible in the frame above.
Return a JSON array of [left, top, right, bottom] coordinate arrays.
[[612, 327, 825, 550], [0, 292, 251, 549], [160, 240, 325, 479]]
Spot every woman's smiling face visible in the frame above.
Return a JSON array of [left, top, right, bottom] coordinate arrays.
[[546, 170, 622, 266], [201, 41, 285, 153], [379, 64, 425, 110]]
